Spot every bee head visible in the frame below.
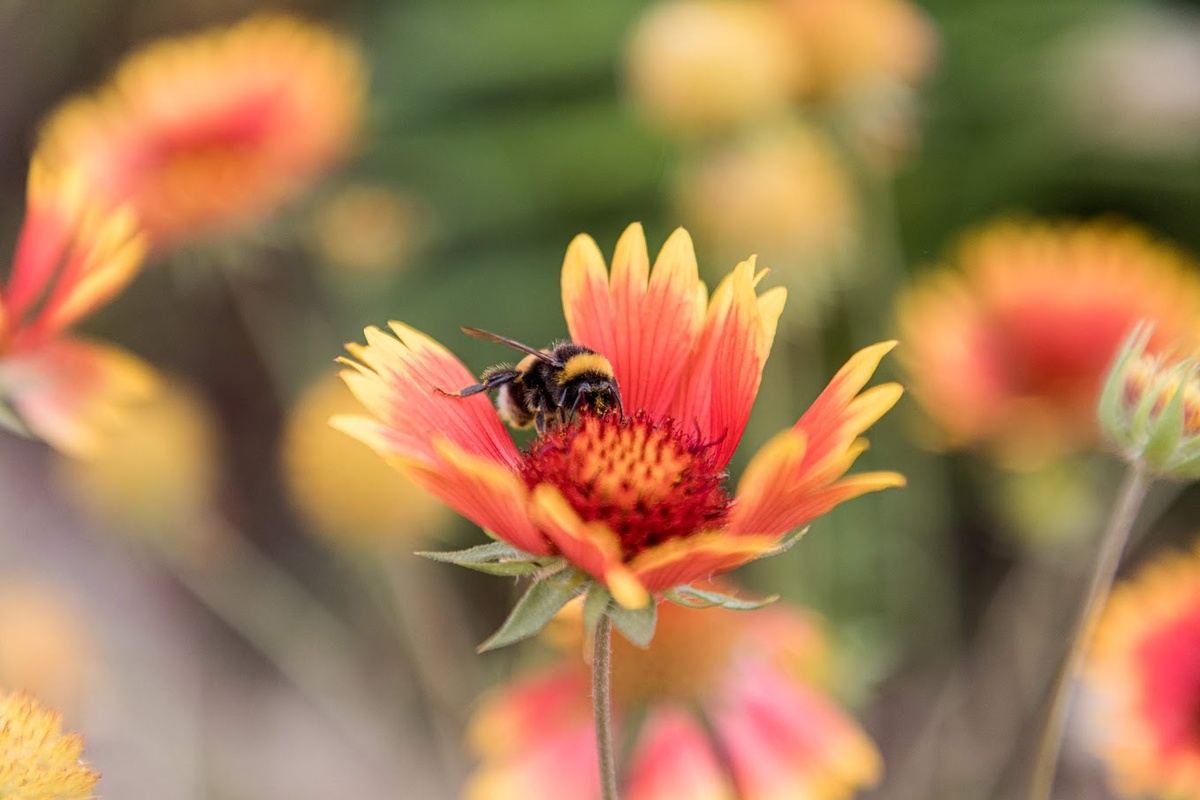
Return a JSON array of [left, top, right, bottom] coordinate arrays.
[[582, 384, 620, 415]]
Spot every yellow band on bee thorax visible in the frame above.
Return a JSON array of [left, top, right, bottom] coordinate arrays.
[[557, 353, 613, 384]]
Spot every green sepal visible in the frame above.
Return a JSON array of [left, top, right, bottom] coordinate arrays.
[[582, 582, 611, 629], [1144, 362, 1192, 466], [581, 581, 612, 652], [608, 596, 657, 649], [664, 585, 778, 611], [476, 571, 585, 652], [1098, 324, 1149, 443], [416, 541, 550, 576], [756, 527, 808, 560], [0, 397, 33, 441]]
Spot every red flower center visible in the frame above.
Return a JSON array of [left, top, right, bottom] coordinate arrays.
[[520, 412, 731, 559]]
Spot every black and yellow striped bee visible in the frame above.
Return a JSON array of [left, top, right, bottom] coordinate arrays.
[[438, 327, 622, 432]]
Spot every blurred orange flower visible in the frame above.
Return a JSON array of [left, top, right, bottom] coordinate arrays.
[[0, 691, 98, 800], [675, 123, 859, 309], [336, 224, 903, 609], [467, 593, 880, 800], [1088, 543, 1200, 799], [36, 14, 365, 247], [776, 0, 937, 101], [623, 0, 802, 136], [282, 372, 452, 550], [0, 160, 154, 456], [897, 220, 1200, 464], [0, 580, 94, 717]]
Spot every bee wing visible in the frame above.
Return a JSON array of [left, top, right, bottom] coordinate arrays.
[[460, 327, 564, 366]]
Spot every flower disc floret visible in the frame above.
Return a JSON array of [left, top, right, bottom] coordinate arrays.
[[521, 412, 731, 558]]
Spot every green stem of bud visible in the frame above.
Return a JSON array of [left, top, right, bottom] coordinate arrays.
[[1029, 462, 1151, 800]]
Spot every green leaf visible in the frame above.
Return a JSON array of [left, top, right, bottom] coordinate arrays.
[[664, 585, 778, 611], [608, 599, 657, 649], [477, 576, 584, 652], [416, 541, 549, 576]]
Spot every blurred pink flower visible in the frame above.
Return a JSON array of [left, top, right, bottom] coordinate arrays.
[[467, 592, 881, 800]]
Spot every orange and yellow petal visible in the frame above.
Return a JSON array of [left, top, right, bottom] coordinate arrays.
[[670, 258, 786, 468], [628, 530, 780, 594], [3, 161, 87, 326], [330, 415, 548, 554], [730, 426, 905, 536], [1088, 544, 1200, 799], [898, 219, 1200, 461], [3, 160, 146, 344], [711, 662, 882, 800], [562, 225, 707, 420], [794, 340, 901, 462], [729, 342, 904, 536], [424, 439, 550, 555], [0, 691, 99, 800], [528, 484, 647, 607], [0, 337, 157, 458], [338, 321, 519, 468], [625, 706, 736, 800], [36, 14, 364, 246]]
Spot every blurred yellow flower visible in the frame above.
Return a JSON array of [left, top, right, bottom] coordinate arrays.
[[776, 0, 937, 101], [36, 14, 365, 247], [282, 373, 452, 550], [675, 123, 859, 310], [311, 184, 426, 277], [56, 377, 219, 540], [0, 691, 98, 800], [624, 0, 802, 136], [898, 219, 1200, 464], [1088, 543, 1200, 799], [0, 581, 94, 717]]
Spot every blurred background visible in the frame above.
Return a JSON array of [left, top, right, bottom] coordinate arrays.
[[2, 0, 1200, 798]]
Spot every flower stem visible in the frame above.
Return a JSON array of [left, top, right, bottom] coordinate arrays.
[[1029, 462, 1151, 800], [593, 613, 620, 800]]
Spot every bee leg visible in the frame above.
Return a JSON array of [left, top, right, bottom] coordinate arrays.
[[434, 369, 519, 398], [612, 392, 624, 420], [534, 408, 547, 434], [567, 391, 584, 425]]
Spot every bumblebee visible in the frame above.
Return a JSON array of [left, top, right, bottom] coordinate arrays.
[[438, 327, 622, 432]]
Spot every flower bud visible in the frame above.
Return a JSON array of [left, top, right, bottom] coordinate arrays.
[[1099, 323, 1200, 478]]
